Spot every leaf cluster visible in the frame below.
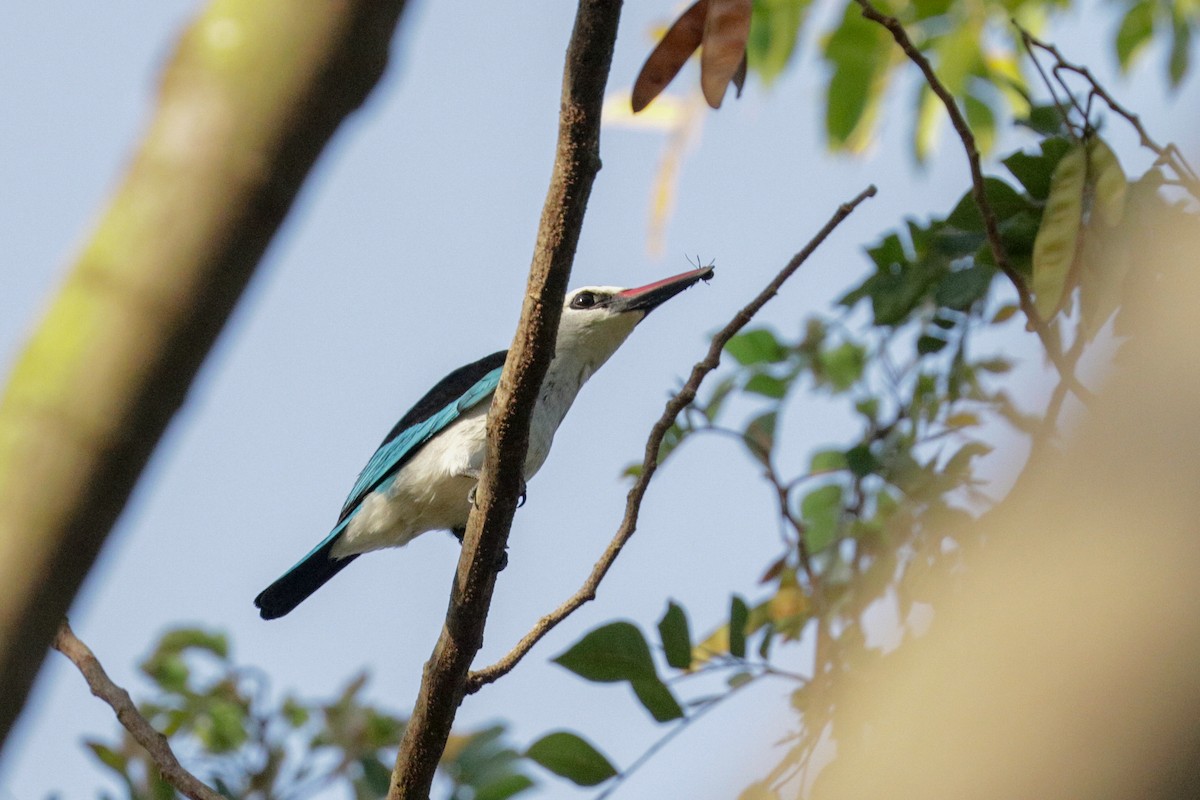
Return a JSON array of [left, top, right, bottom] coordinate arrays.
[[640, 0, 1197, 159], [84, 628, 532, 800]]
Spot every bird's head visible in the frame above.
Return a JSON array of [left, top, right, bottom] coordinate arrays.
[[553, 266, 713, 372]]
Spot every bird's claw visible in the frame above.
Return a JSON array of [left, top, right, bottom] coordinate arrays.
[[466, 477, 527, 509]]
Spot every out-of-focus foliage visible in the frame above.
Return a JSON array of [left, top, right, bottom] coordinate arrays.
[[76, 8, 1200, 799], [84, 628, 532, 800], [634, 0, 1199, 159], [562, 70, 1198, 790]]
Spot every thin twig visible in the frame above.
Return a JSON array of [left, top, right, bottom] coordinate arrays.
[[852, 0, 1095, 406], [1017, 23, 1200, 198], [764, 458, 819, 594], [594, 676, 758, 800], [1039, 327, 1087, 440], [467, 184, 877, 693], [53, 620, 223, 800]]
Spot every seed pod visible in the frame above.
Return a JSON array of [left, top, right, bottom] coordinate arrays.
[[631, 0, 708, 113], [700, 0, 752, 108], [1032, 142, 1087, 319], [1088, 137, 1127, 227]]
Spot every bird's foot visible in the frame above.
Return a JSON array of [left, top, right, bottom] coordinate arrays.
[[464, 472, 527, 509], [462, 468, 483, 508]]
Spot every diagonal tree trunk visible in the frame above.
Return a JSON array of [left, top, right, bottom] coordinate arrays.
[[0, 0, 410, 749]]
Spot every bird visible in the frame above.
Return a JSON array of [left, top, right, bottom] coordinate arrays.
[[254, 266, 713, 619]]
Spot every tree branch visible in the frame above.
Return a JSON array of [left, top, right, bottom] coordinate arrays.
[[852, 0, 1095, 406], [467, 184, 877, 693], [53, 620, 222, 800], [386, 3, 622, 797], [0, 0, 410, 748], [1016, 24, 1200, 201]]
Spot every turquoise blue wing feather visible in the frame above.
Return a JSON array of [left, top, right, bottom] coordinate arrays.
[[339, 362, 504, 521], [253, 350, 507, 620]]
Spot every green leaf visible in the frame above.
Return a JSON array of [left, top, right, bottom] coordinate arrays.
[[800, 484, 843, 552], [631, 677, 686, 722], [1032, 142, 1087, 318], [914, 83, 942, 163], [820, 342, 865, 391], [200, 699, 249, 753], [142, 652, 190, 693], [658, 602, 693, 670], [744, 372, 790, 399], [932, 18, 982, 94], [655, 419, 689, 467], [526, 732, 617, 787], [1088, 137, 1127, 227], [1169, 10, 1191, 86], [730, 595, 749, 658], [85, 741, 129, 776], [281, 696, 311, 727], [475, 774, 536, 800], [855, 397, 880, 421], [726, 328, 787, 365], [945, 178, 1029, 231], [809, 448, 848, 473], [917, 334, 949, 355], [703, 376, 738, 422], [976, 356, 1012, 373], [823, 1, 891, 150], [359, 756, 393, 797], [553, 622, 658, 683], [728, 671, 754, 689], [963, 93, 996, 155], [154, 628, 230, 660], [364, 709, 405, 748], [935, 264, 994, 310], [1018, 104, 1067, 137], [845, 444, 879, 478], [748, 0, 812, 85], [743, 411, 778, 465], [1003, 137, 1071, 201], [1116, 0, 1155, 70]]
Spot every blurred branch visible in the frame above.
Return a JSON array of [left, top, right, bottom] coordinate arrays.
[[52, 620, 222, 800], [386, 2, 622, 798], [467, 184, 878, 693], [0, 0, 410, 748], [852, 0, 1095, 406]]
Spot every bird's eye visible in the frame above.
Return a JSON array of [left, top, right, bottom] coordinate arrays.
[[571, 291, 598, 309]]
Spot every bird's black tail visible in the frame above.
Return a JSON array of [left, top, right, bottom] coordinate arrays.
[[254, 534, 358, 620]]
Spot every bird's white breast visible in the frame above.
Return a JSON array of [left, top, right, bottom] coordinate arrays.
[[334, 403, 489, 557], [333, 356, 597, 558]]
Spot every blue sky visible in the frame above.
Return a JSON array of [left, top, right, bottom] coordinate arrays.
[[1, 1, 1195, 798]]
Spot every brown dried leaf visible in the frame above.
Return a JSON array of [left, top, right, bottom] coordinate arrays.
[[632, 0, 709, 113], [701, 0, 752, 108], [732, 50, 748, 99]]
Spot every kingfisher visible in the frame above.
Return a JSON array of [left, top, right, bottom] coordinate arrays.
[[254, 266, 713, 619]]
